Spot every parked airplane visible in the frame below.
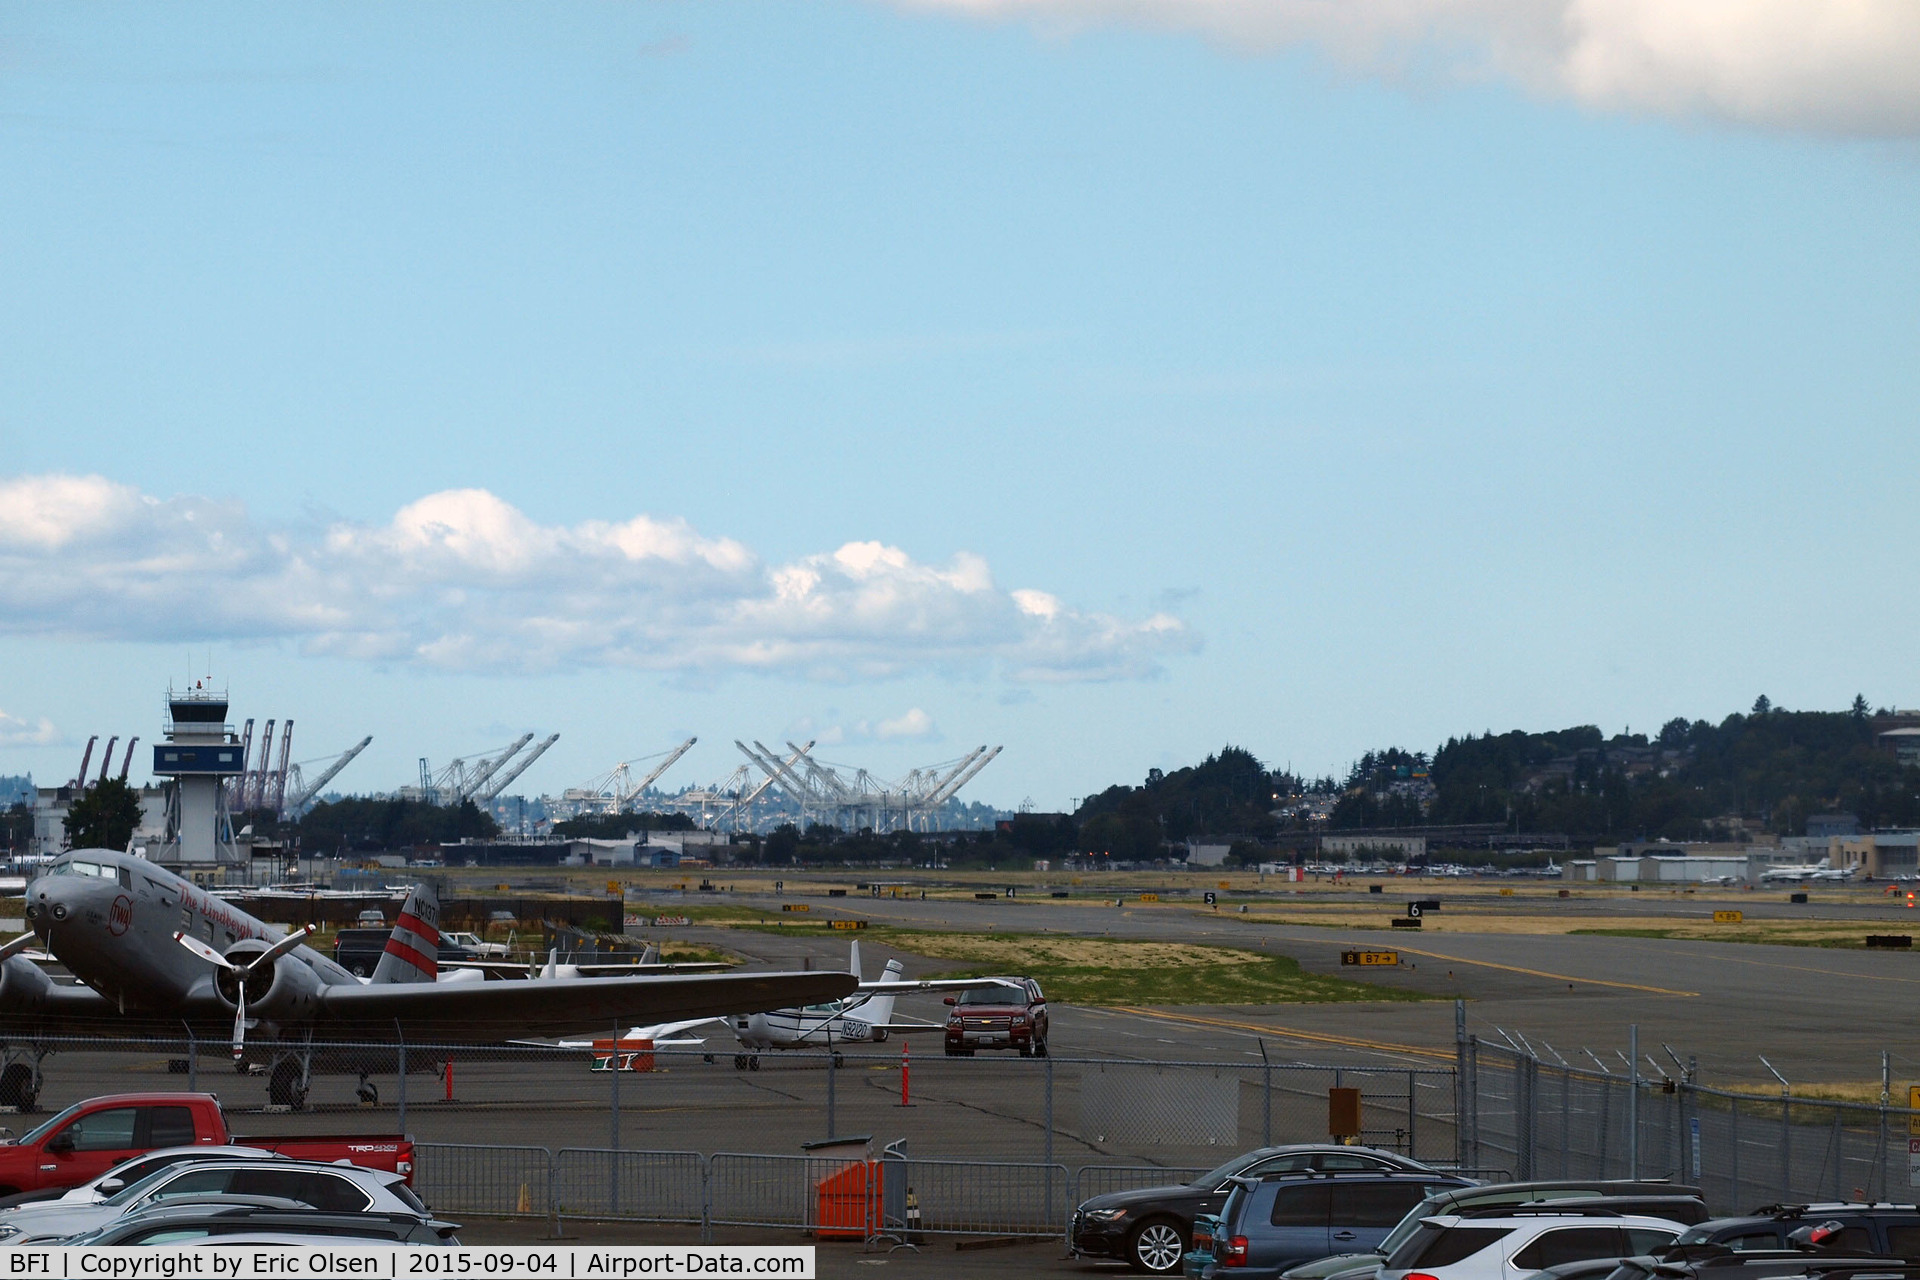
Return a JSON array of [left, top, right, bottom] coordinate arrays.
[[1760, 864, 1855, 883], [725, 942, 1010, 1070], [2, 848, 857, 1108]]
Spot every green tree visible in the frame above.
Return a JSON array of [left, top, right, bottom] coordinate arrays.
[[63, 779, 142, 851], [1852, 694, 1870, 720]]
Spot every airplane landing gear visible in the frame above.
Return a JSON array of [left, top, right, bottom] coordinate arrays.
[[266, 1041, 313, 1110], [0, 1060, 40, 1111], [0, 1043, 48, 1111], [831, 1052, 844, 1068], [733, 1054, 762, 1071]]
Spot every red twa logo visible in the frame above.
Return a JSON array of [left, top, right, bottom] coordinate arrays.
[[108, 895, 133, 937]]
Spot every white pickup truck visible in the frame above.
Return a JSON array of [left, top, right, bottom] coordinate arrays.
[[442, 930, 510, 958]]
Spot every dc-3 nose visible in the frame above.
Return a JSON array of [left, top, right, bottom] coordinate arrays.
[[25, 869, 112, 936]]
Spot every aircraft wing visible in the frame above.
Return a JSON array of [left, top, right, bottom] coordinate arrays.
[[312, 969, 857, 1037], [558, 961, 733, 977], [856, 976, 1023, 993], [512, 1017, 725, 1049]]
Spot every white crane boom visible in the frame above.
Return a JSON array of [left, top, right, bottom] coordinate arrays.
[[740, 741, 812, 807], [922, 747, 986, 803], [478, 733, 559, 801], [621, 737, 697, 806], [283, 736, 373, 812], [458, 733, 534, 802], [930, 744, 1002, 805]]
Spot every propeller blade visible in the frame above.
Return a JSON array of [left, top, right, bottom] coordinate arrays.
[[231, 982, 247, 1062], [0, 933, 38, 962], [256, 924, 315, 966], [174, 931, 236, 970]]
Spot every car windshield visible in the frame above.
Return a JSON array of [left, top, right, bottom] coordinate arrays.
[[1377, 1196, 1456, 1255], [957, 985, 1019, 1005], [13, 1101, 87, 1148], [101, 1165, 211, 1208], [1193, 1151, 1272, 1189]]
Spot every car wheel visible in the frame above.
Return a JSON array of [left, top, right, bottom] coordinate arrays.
[[1127, 1218, 1186, 1274], [1034, 1037, 1049, 1058]]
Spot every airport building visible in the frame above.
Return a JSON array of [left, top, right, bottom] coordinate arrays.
[[1830, 830, 1920, 878]]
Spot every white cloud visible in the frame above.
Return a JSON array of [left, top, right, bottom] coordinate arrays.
[[899, 0, 1920, 135], [877, 708, 938, 740], [0, 709, 59, 747], [0, 474, 1194, 683]]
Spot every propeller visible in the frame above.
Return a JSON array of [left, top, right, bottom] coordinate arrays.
[[173, 925, 315, 1061]]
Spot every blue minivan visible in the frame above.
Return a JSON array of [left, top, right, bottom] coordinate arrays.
[[1205, 1172, 1476, 1278]]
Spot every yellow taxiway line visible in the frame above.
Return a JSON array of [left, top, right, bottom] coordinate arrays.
[[1106, 1007, 1456, 1062], [1370, 943, 1699, 997]]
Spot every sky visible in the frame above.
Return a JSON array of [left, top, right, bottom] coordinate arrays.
[[1, 1, 1916, 811]]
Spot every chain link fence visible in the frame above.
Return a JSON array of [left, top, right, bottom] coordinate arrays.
[[1463, 1037, 1920, 1212]]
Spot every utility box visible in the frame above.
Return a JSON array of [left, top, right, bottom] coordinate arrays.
[[1329, 1087, 1363, 1139], [590, 1038, 655, 1073], [813, 1160, 882, 1239]]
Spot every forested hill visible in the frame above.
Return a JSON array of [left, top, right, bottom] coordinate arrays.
[[1332, 699, 1920, 840]]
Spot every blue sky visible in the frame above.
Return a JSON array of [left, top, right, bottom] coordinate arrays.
[[1, 2, 1916, 809]]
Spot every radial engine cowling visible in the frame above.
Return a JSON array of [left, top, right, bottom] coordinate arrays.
[[211, 940, 326, 1021], [0, 955, 52, 1013]]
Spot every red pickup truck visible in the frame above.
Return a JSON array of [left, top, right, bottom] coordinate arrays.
[[0, 1093, 412, 1196]]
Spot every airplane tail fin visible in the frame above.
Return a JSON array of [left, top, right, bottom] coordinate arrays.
[[865, 958, 903, 1027], [371, 883, 440, 984], [849, 939, 863, 981]]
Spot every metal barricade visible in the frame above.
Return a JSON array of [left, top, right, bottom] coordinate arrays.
[[413, 1143, 552, 1219], [882, 1158, 1072, 1239], [708, 1152, 877, 1235], [552, 1149, 708, 1229]]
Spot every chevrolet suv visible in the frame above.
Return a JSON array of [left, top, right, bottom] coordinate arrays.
[[943, 977, 1048, 1057]]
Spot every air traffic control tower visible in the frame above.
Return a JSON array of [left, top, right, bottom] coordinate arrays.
[[150, 684, 244, 874]]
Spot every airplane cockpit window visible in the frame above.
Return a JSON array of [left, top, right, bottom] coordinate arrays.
[[71, 861, 106, 878], [44, 858, 70, 876], [118, 865, 132, 889]]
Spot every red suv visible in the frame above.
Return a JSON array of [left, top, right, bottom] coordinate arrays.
[[944, 977, 1049, 1057]]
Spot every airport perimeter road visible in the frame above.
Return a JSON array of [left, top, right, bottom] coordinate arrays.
[[704, 893, 1920, 1085]]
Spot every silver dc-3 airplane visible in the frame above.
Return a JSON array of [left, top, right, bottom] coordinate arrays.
[[0, 848, 857, 1109]]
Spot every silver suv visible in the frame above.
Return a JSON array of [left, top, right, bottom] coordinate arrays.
[[0, 1159, 431, 1244]]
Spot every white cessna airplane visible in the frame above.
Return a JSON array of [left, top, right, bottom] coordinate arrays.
[[1760, 863, 1857, 884], [724, 941, 1012, 1070]]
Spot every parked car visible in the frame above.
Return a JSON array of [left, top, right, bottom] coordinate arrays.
[[943, 977, 1049, 1057], [0, 1093, 413, 1197], [1372, 1210, 1687, 1280], [0, 1144, 280, 1210], [61, 1200, 459, 1247], [1670, 1207, 1920, 1259], [1282, 1182, 1710, 1280], [1199, 1171, 1481, 1278], [0, 1158, 433, 1244], [1071, 1144, 1450, 1275]]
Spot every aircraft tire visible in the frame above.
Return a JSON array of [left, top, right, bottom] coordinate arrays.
[[733, 1055, 747, 1070], [748, 1056, 760, 1071], [0, 1063, 33, 1111], [268, 1060, 306, 1109], [832, 1052, 844, 1068]]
